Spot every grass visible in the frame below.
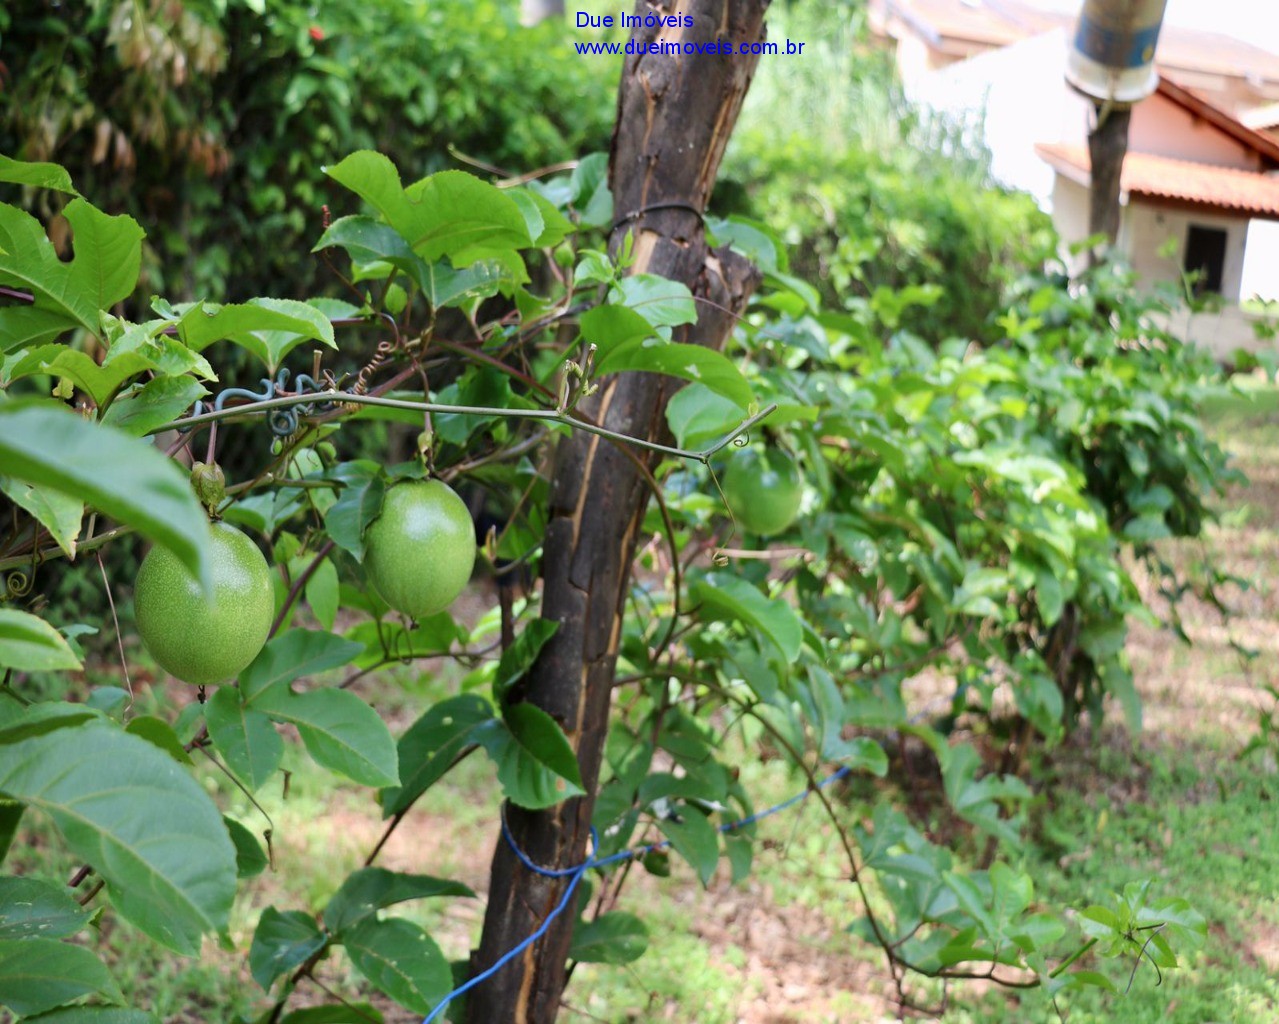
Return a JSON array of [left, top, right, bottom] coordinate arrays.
[[9, 382, 1279, 1022]]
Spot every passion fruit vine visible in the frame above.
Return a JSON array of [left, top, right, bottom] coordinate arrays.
[[135, 521, 274, 686], [722, 448, 804, 537], [362, 479, 477, 619]]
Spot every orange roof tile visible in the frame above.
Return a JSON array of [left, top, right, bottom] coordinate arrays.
[[875, 0, 1279, 85], [1035, 143, 1279, 219]]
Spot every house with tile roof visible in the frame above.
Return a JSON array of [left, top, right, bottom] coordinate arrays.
[[869, 0, 1279, 116], [883, 3, 1279, 355]]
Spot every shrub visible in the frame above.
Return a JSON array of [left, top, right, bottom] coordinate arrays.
[[0, 0, 616, 303]]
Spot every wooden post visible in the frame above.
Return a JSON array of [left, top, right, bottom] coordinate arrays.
[[465, 2, 770, 1021], [1088, 101, 1132, 252]]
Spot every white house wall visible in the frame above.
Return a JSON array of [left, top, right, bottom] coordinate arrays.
[[1129, 96, 1262, 169], [1122, 204, 1247, 302]]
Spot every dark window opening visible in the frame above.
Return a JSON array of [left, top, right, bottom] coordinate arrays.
[[1184, 224, 1228, 296]]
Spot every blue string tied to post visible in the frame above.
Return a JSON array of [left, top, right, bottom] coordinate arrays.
[[421, 763, 854, 1023]]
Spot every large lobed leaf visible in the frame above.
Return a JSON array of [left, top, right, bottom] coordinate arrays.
[[0, 199, 143, 349]]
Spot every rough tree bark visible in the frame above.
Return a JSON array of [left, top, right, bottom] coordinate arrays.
[[1087, 102, 1131, 251], [466, 2, 771, 1021], [520, 0, 564, 26]]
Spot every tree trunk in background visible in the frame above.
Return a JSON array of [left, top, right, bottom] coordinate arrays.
[[1088, 103, 1132, 253], [521, 0, 565, 25], [465, 2, 770, 1021]]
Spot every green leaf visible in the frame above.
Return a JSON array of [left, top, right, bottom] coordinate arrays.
[[278, 1007, 383, 1024], [0, 477, 83, 558], [0, 199, 143, 344], [123, 716, 193, 764], [39, 349, 153, 410], [512, 188, 573, 247], [205, 688, 283, 792], [252, 684, 399, 788], [249, 908, 327, 991], [313, 216, 508, 309], [0, 802, 22, 865], [492, 619, 558, 706], [595, 340, 752, 410], [325, 152, 531, 266], [0, 307, 81, 351], [22, 1010, 160, 1024], [341, 916, 451, 1015], [688, 573, 802, 662], [0, 724, 236, 954], [658, 810, 720, 887], [578, 304, 654, 358], [569, 911, 648, 964], [240, 630, 364, 702], [380, 695, 494, 818], [0, 400, 212, 589], [323, 868, 473, 936], [568, 152, 613, 227], [944, 871, 997, 939], [0, 609, 82, 672], [0, 938, 122, 1015], [0, 156, 78, 194], [0, 702, 99, 744], [102, 376, 206, 437], [323, 462, 385, 561], [224, 816, 268, 879], [0, 876, 90, 939], [173, 299, 336, 370], [472, 704, 585, 810], [664, 384, 741, 449], [305, 557, 340, 631], [611, 275, 697, 329]]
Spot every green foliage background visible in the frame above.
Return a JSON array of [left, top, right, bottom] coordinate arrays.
[[0, 0, 617, 303]]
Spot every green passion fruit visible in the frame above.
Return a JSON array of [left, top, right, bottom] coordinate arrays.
[[363, 479, 477, 619], [135, 521, 274, 686], [722, 448, 804, 537]]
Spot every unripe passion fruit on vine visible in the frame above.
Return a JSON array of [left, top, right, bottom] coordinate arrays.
[[722, 448, 804, 537], [363, 479, 477, 619], [135, 522, 274, 686]]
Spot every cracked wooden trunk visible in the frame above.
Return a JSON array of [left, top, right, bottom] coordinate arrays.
[[465, 2, 770, 1021]]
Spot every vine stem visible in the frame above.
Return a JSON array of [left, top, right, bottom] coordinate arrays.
[[154, 391, 777, 466]]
